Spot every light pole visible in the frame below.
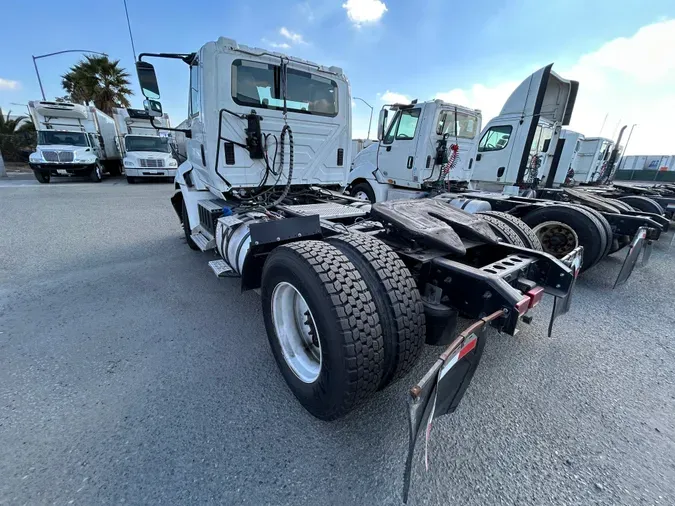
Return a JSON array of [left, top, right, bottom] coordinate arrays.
[[353, 97, 374, 140], [32, 50, 108, 100]]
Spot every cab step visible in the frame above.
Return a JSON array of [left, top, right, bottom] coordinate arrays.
[[208, 259, 233, 277], [191, 225, 216, 251]]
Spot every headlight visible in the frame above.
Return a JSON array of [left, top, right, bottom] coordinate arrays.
[[168, 159, 177, 167], [124, 160, 135, 167], [29, 154, 41, 162]]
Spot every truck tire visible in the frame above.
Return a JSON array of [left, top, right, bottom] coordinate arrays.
[[477, 214, 525, 247], [89, 163, 103, 183], [617, 196, 664, 216], [261, 241, 384, 420], [350, 182, 376, 203], [522, 205, 606, 271], [34, 171, 50, 184], [127, 176, 137, 184], [570, 205, 613, 259], [107, 163, 122, 177], [478, 211, 542, 251], [327, 233, 426, 389], [181, 199, 200, 251], [607, 199, 633, 212]]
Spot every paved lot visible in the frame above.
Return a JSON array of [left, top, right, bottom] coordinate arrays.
[[1, 175, 674, 505]]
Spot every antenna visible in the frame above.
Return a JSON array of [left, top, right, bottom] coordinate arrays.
[[123, 0, 137, 61]]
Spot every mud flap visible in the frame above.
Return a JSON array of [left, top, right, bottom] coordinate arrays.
[[614, 227, 648, 289], [642, 239, 653, 266], [402, 311, 504, 503], [548, 246, 583, 337]]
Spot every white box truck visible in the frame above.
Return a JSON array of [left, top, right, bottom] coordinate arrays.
[[112, 107, 178, 183], [27, 101, 122, 183]]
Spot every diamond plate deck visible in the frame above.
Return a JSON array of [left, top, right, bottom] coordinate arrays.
[[281, 203, 367, 219]]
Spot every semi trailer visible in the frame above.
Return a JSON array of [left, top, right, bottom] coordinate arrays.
[[112, 107, 178, 183], [348, 100, 481, 202], [134, 37, 581, 500], [27, 100, 121, 183]]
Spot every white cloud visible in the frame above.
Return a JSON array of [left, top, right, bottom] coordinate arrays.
[[433, 19, 675, 154], [0, 78, 20, 90], [380, 90, 411, 104], [342, 0, 388, 25], [280, 27, 307, 44], [269, 41, 291, 49]]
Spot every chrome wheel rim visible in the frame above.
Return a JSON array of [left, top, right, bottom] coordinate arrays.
[[271, 282, 321, 383], [533, 221, 579, 258], [354, 190, 370, 201]]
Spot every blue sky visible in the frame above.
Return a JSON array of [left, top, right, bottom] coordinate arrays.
[[1, 0, 674, 153]]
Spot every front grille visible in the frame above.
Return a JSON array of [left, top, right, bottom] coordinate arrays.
[[42, 151, 74, 162], [140, 159, 164, 168]]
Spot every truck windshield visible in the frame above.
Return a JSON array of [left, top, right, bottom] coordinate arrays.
[[38, 131, 87, 146], [436, 111, 479, 139], [124, 136, 170, 153]]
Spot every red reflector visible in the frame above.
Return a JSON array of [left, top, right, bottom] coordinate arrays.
[[515, 297, 530, 315], [526, 287, 545, 308], [458, 336, 477, 360]]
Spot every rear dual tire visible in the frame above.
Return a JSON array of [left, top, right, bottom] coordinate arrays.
[[522, 204, 608, 271], [261, 241, 384, 420], [478, 211, 542, 250], [617, 196, 664, 215]]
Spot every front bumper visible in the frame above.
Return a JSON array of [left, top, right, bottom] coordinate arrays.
[[30, 162, 95, 174], [125, 167, 176, 178]]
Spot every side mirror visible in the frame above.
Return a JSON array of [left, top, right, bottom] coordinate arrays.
[[136, 61, 160, 99], [377, 108, 388, 141], [144, 99, 163, 117], [542, 139, 551, 153]]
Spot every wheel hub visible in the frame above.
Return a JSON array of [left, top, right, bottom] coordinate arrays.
[[271, 282, 322, 383], [532, 221, 579, 258]]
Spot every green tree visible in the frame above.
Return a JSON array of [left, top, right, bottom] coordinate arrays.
[[0, 108, 36, 162], [61, 55, 132, 115]]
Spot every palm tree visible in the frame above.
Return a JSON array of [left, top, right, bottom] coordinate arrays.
[[0, 108, 34, 134], [0, 108, 36, 162], [61, 55, 132, 115]]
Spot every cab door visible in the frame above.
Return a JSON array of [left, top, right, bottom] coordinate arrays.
[[376, 107, 422, 187]]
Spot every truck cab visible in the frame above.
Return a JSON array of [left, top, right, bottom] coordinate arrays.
[[545, 129, 585, 187], [573, 137, 614, 184], [112, 108, 177, 183], [468, 65, 578, 193], [348, 100, 481, 202]]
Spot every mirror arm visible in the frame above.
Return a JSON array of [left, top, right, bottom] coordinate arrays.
[[138, 52, 196, 65], [149, 117, 192, 139]]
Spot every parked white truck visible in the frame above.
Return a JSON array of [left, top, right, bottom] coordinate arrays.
[[134, 37, 580, 501], [112, 107, 178, 183], [28, 101, 121, 183], [348, 100, 481, 202]]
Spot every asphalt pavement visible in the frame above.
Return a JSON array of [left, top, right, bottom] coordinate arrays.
[[1, 175, 674, 505]]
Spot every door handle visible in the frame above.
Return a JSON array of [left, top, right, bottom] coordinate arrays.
[[386, 146, 392, 152], [407, 156, 414, 169], [497, 166, 506, 178], [476, 153, 482, 161]]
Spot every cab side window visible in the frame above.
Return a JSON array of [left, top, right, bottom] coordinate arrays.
[[189, 59, 201, 117], [478, 125, 513, 152], [383, 109, 420, 144]]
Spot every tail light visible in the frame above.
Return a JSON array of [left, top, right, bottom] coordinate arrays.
[[526, 287, 545, 309], [516, 286, 545, 315], [516, 297, 530, 315]]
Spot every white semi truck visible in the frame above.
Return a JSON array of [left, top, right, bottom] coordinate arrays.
[[437, 66, 664, 282], [134, 37, 580, 499], [27, 101, 121, 183], [112, 107, 178, 183], [348, 100, 481, 202]]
